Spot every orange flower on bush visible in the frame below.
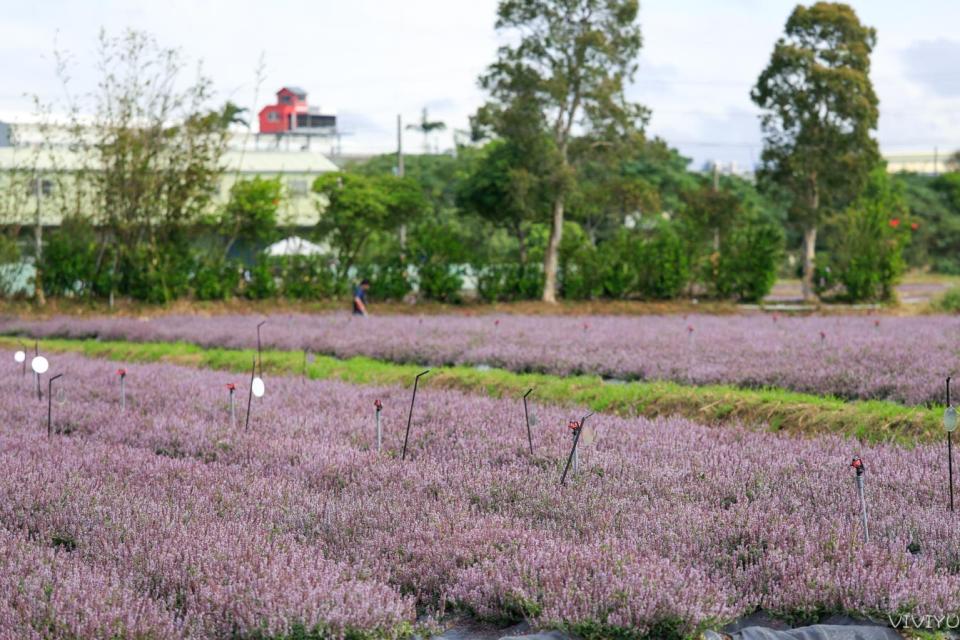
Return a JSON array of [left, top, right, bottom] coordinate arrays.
[[889, 218, 900, 228], [911, 222, 919, 231]]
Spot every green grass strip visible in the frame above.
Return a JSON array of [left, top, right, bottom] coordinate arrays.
[[0, 336, 941, 446]]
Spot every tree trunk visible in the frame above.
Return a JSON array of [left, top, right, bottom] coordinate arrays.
[[542, 194, 564, 303], [801, 225, 818, 302], [801, 173, 820, 303], [33, 183, 45, 307], [516, 225, 528, 266]]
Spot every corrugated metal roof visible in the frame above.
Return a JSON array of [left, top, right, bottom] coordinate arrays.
[[279, 86, 308, 98], [0, 148, 339, 174]]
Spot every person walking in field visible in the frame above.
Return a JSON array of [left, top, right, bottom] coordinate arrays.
[[353, 279, 371, 316]]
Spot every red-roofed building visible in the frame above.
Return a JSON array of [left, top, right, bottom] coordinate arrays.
[[258, 87, 336, 134]]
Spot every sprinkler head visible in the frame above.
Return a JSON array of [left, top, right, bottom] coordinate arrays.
[[226, 383, 236, 392], [375, 399, 383, 411], [116, 368, 126, 378], [567, 420, 581, 432], [851, 456, 865, 476]]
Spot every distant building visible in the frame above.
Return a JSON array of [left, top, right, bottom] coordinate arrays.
[[0, 119, 338, 228], [258, 87, 337, 135], [884, 150, 956, 175]]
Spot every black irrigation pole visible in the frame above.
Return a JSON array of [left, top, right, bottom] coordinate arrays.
[[949, 377, 954, 513], [18, 340, 26, 377], [47, 373, 63, 437], [560, 412, 594, 486], [34, 340, 41, 401], [851, 456, 869, 544], [244, 356, 256, 431], [401, 369, 430, 461], [523, 388, 534, 455], [256, 321, 267, 377]]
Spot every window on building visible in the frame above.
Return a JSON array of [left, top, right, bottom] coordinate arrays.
[[279, 95, 292, 105], [27, 179, 54, 197], [288, 179, 309, 198], [267, 111, 280, 122]]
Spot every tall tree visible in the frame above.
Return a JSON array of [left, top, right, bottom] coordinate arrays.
[[312, 173, 425, 279], [751, 2, 879, 301], [406, 108, 447, 153], [479, 0, 647, 302]]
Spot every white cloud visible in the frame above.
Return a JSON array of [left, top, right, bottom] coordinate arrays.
[[2, 0, 959, 163]]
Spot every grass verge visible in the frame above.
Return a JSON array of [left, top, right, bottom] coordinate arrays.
[[0, 336, 940, 445]]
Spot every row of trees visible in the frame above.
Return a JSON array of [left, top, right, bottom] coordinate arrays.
[[4, 3, 951, 305]]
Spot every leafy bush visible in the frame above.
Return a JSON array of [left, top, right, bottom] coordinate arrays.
[[122, 243, 193, 304], [276, 256, 341, 300], [418, 263, 463, 302], [192, 258, 241, 301], [933, 287, 960, 313], [635, 220, 689, 299], [412, 224, 465, 302], [40, 216, 99, 297], [559, 222, 602, 300], [364, 259, 413, 301], [244, 254, 277, 300], [597, 231, 638, 299], [828, 168, 908, 302], [475, 263, 543, 302], [716, 216, 784, 302]]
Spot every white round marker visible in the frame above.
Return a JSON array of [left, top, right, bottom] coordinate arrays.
[[251, 377, 265, 398], [31, 355, 49, 374], [14, 351, 25, 363], [945, 406, 957, 433]]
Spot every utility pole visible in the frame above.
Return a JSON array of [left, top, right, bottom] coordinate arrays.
[[33, 177, 45, 307], [397, 114, 407, 250], [711, 161, 720, 252]]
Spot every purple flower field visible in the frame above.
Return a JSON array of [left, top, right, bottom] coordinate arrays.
[[1, 351, 959, 638], [4, 312, 960, 404]]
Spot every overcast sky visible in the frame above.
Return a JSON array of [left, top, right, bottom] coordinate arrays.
[[2, 0, 959, 169]]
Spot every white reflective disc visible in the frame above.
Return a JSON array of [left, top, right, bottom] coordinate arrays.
[[251, 377, 265, 398], [580, 425, 596, 446], [31, 356, 48, 374], [946, 406, 958, 433], [14, 351, 25, 363]]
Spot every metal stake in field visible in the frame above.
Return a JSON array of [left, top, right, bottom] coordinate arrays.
[[256, 320, 267, 377], [375, 399, 383, 452], [945, 377, 957, 512], [560, 412, 594, 486], [32, 340, 42, 400], [117, 368, 127, 410], [851, 456, 869, 544], [31, 349, 49, 402], [522, 388, 535, 455], [226, 383, 237, 428], [401, 369, 430, 461], [14, 341, 26, 377], [47, 373, 63, 437], [244, 357, 256, 431]]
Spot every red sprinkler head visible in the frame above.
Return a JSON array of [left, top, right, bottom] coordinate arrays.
[[375, 399, 383, 411], [851, 456, 865, 476], [116, 368, 126, 377], [226, 383, 237, 392]]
